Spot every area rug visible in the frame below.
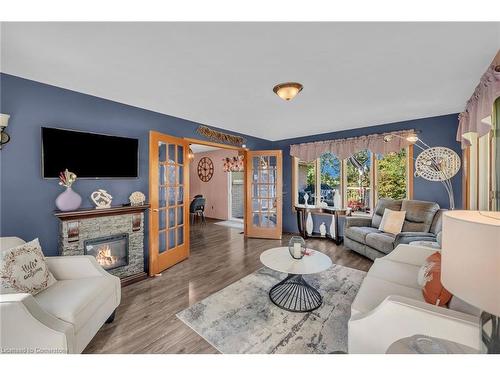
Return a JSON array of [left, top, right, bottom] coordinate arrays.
[[176, 264, 366, 354], [214, 220, 244, 230]]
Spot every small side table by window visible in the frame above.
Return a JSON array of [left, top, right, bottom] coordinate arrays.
[[294, 205, 347, 245]]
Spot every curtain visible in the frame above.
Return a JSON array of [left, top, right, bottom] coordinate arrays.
[[290, 129, 415, 162], [457, 50, 500, 149]]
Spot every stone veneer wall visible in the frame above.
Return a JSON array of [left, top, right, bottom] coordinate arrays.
[[58, 213, 144, 279]]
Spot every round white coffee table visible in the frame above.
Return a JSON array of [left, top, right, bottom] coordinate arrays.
[[260, 247, 332, 312]]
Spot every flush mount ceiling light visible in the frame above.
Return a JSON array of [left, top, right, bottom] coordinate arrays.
[[273, 82, 303, 101]]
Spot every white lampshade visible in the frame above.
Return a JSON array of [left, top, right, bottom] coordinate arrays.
[[441, 211, 500, 316], [0, 113, 10, 127]]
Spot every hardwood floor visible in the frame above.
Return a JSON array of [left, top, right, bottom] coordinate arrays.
[[84, 219, 372, 353]]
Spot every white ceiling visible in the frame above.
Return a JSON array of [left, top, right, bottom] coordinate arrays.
[[1, 22, 499, 141]]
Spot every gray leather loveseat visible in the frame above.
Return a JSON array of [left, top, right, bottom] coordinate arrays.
[[344, 199, 444, 260]]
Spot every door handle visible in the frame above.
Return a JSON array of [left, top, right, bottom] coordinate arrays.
[[152, 208, 159, 212]]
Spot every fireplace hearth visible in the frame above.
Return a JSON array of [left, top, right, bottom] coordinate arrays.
[[84, 234, 129, 271]]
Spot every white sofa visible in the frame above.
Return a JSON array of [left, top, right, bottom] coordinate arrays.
[[0, 237, 121, 354], [348, 244, 481, 353]]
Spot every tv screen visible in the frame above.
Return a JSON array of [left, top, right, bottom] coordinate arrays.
[[42, 127, 139, 178]]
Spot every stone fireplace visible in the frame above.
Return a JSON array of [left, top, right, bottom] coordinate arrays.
[[55, 205, 149, 285]]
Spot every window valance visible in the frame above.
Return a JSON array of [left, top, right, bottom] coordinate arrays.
[[290, 129, 415, 161], [457, 50, 500, 149]]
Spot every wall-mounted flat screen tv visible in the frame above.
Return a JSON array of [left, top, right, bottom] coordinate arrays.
[[42, 127, 139, 178]]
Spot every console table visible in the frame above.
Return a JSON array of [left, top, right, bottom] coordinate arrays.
[[295, 205, 348, 245]]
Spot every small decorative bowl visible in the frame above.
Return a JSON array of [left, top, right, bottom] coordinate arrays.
[[288, 236, 306, 260]]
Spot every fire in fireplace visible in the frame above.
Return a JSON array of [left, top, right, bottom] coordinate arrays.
[[84, 234, 129, 271]]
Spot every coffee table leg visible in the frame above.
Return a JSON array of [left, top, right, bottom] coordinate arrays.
[[269, 274, 323, 312]]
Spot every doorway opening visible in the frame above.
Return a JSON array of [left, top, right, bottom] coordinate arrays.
[[187, 140, 245, 232], [229, 171, 244, 222]]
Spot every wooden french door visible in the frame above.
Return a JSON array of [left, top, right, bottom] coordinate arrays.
[[149, 131, 190, 275], [245, 150, 283, 239]]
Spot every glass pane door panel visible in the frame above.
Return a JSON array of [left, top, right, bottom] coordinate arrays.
[[159, 231, 166, 254], [168, 165, 176, 185], [177, 186, 184, 204], [159, 143, 167, 162], [168, 208, 175, 228], [168, 144, 176, 163], [177, 226, 184, 246], [159, 187, 166, 207], [159, 165, 166, 185], [177, 207, 184, 225], [168, 229, 176, 249], [159, 209, 166, 230], [177, 145, 184, 165]]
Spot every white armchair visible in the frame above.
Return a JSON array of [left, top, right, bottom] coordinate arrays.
[[0, 237, 121, 354]]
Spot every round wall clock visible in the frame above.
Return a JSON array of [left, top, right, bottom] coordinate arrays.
[[197, 157, 214, 182]]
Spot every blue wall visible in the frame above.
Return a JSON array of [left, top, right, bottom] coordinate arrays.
[[0, 73, 272, 264], [274, 114, 462, 233], [0, 73, 462, 266]]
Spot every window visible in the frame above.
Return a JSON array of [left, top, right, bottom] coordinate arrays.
[[297, 160, 316, 205], [375, 149, 409, 201], [346, 150, 372, 213], [292, 146, 413, 212], [320, 153, 342, 207]]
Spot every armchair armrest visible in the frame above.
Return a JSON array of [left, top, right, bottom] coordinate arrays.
[[46, 255, 111, 280], [348, 295, 481, 353], [394, 231, 436, 246], [0, 293, 75, 353], [345, 216, 372, 228]]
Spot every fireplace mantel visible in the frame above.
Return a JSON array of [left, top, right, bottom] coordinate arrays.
[[54, 204, 150, 221]]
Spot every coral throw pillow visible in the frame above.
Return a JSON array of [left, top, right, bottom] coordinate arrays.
[[0, 238, 56, 295], [378, 208, 406, 235], [418, 252, 452, 306]]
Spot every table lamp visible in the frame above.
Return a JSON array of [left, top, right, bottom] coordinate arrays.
[[441, 210, 500, 353]]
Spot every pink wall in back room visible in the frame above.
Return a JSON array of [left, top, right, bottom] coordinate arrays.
[[189, 149, 238, 220]]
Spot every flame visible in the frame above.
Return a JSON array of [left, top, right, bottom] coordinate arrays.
[[95, 245, 119, 267]]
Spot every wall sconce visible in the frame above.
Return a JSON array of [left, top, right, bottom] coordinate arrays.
[[0, 114, 11, 150]]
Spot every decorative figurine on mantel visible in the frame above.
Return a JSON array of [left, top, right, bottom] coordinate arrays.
[[91, 189, 113, 209], [55, 169, 82, 212], [129, 191, 146, 206]]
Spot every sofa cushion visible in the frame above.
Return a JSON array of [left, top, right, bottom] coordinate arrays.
[[368, 258, 421, 289], [371, 199, 402, 228], [351, 276, 424, 316], [344, 226, 380, 244], [365, 232, 396, 254], [401, 200, 440, 233], [378, 208, 406, 235], [35, 276, 116, 332]]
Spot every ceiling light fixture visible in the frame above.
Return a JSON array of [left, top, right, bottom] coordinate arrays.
[[273, 82, 303, 101]]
